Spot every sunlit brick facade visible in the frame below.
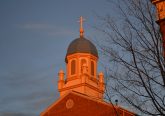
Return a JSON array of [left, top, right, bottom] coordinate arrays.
[[151, 0, 165, 57]]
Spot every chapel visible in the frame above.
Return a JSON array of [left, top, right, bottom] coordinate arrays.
[[40, 16, 136, 116]]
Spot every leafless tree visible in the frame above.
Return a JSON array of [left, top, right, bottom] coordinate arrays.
[[96, 0, 165, 115]]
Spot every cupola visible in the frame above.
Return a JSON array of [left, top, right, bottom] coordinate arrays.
[[58, 16, 105, 99]]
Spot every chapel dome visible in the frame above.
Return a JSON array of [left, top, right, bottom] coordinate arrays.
[[65, 37, 98, 62]]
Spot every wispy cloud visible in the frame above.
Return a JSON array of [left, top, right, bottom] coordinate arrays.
[[48, 28, 74, 36], [0, 65, 58, 115], [17, 23, 75, 36], [21, 23, 53, 30], [0, 112, 36, 116]]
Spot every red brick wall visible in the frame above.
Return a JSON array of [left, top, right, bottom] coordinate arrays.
[[41, 93, 135, 116]]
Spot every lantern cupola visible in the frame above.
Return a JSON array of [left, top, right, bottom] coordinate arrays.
[[58, 16, 105, 99]]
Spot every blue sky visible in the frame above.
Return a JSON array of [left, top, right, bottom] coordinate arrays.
[[0, 0, 115, 115]]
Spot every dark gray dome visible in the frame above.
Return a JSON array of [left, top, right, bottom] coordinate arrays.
[[65, 37, 98, 62]]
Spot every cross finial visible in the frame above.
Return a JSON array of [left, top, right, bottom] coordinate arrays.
[[79, 16, 85, 37]]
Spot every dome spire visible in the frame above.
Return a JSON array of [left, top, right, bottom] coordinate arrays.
[[79, 16, 85, 38]]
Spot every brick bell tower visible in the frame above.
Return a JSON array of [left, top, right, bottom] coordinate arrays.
[[57, 16, 105, 99], [151, 0, 165, 57]]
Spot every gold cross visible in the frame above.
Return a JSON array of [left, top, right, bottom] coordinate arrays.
[[79, 16, 85, 37]]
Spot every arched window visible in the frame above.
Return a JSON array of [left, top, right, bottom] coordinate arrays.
[[71, 60, 76, 75], [81, 59, 86, 66], [81, 59, 87, 72], [91, 61, 94, 76]]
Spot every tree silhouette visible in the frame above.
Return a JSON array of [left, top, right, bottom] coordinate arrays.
[[96, 0, 165, 115]]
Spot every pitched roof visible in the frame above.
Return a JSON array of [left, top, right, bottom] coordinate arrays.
[[40, 91, 135, 116]]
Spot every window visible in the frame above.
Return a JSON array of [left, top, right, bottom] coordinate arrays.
[[71, 60, 76, 75], [91, 61, 94, 75], [81, 59, 86, 66], [81, 59, 87, 73]]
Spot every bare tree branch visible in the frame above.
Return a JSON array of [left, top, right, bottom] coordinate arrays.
[[96, 0, 165, 115]]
